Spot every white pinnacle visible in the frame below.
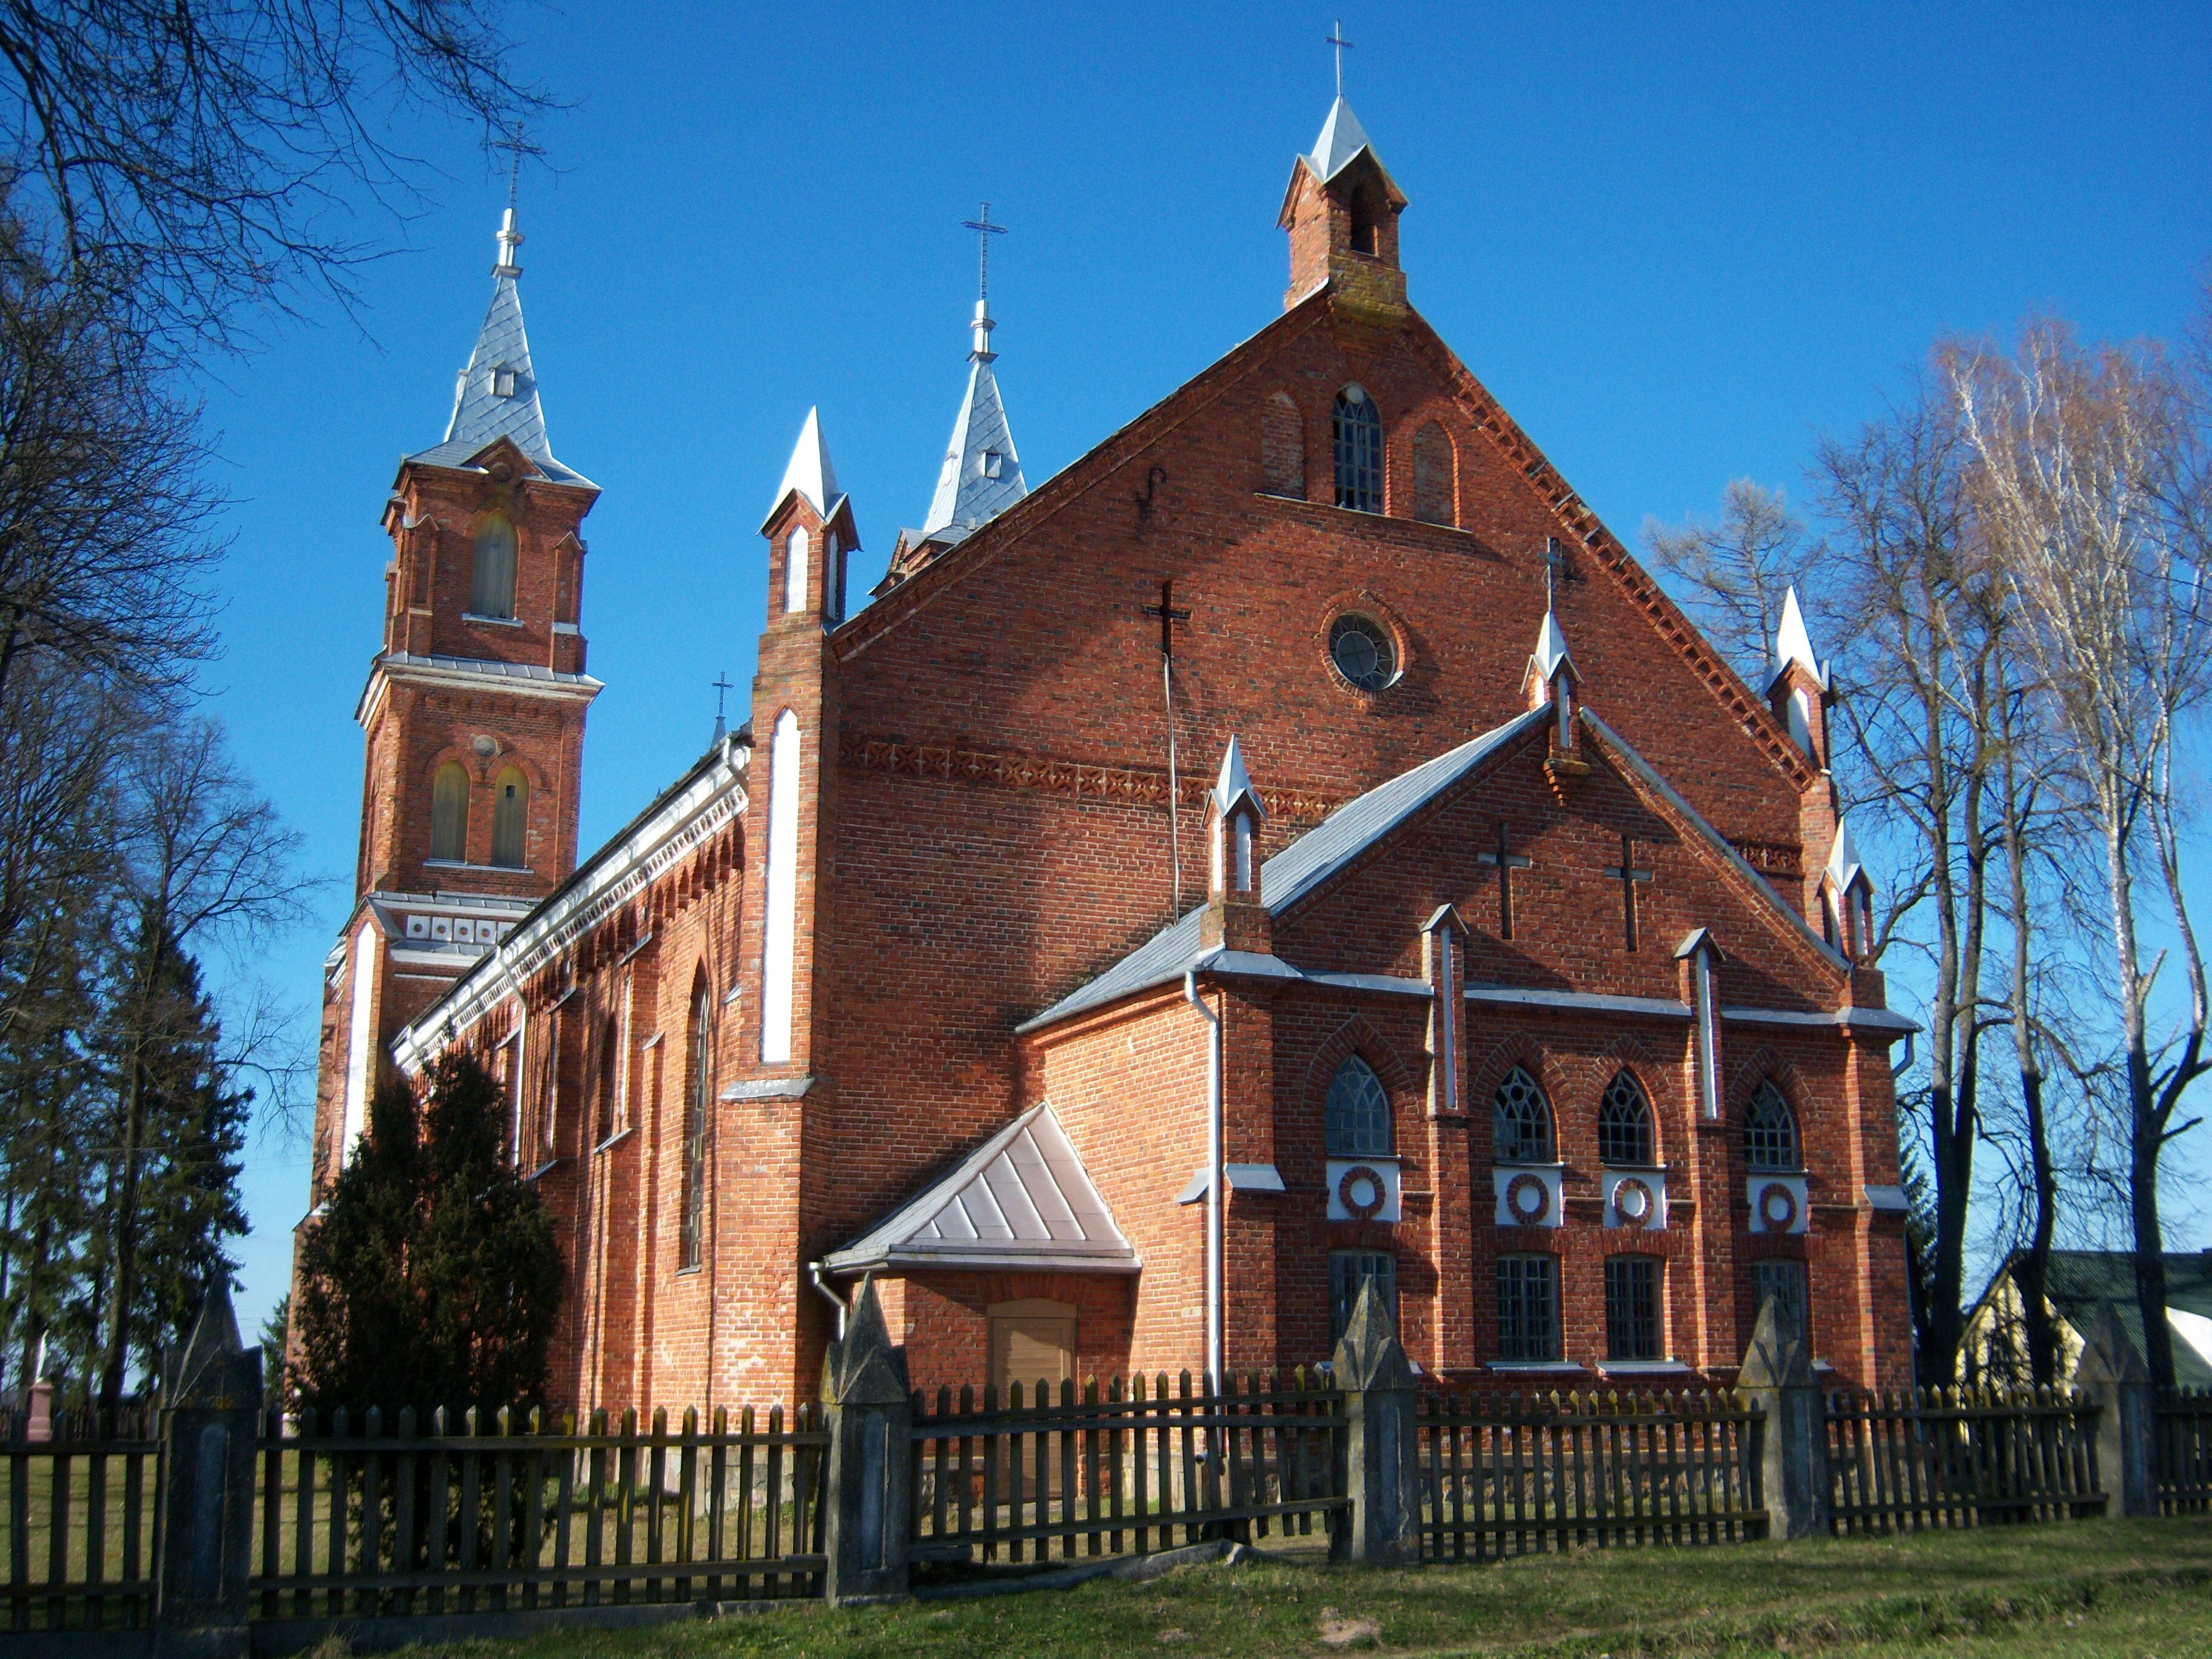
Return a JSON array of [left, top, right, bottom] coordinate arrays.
[[1212, 734, 1265, 818], [1826, 816, 1864, 891], [772, 406, 840, 520], [1530, 610, 1576, 684], [1772, 587, 1829, 691]]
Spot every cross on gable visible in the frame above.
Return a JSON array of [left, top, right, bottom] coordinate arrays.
[[1606, 834, 1655, 951], [1142, 580, 1191, 660], [1476, 822, 1533, 939]]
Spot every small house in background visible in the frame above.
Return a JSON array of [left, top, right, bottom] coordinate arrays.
[[1963, 1249, 2212, 1387]]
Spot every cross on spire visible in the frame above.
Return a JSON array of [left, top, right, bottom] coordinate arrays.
[[1606, 834, 1655, 951], [711, 670, 733, 742], [1543, 535, 1576, 610], [1326, 21, 1355, 96], [962, 202, 1008, 304], [1477, 823, 1533, 940], [500, 122, 527, 211]]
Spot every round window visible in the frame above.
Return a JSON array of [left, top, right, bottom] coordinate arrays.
[[1329, 614, 1397, 691]]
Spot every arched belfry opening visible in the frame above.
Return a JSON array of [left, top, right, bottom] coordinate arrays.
[[1279, 96, 1409, 312]]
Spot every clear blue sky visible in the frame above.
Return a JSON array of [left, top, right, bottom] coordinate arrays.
[[203, 1, 2212, 1337]]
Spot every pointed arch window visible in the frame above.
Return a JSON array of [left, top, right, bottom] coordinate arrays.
[[490, 766, 528, 868], [785, 525, 810, 614], [1413, 421, 1455, 526], [430, 762, 469, 863], [1324, 1056, 1391, 1156], [1261, 391, 1305, 497], [471, 513, 518, 619], [1598, 1070, 1655, 1166], [1333, 385, 1383, 513], [1746, 1080, 1800, 1171], [680, 984, 711, 1270], [1493, 1067, 1554, 1164], [594, 1013, 620, 1146]]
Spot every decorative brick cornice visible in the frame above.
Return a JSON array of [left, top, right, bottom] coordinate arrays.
[[839, 731, 1343, 826], [1730, 840, 1805, 880]]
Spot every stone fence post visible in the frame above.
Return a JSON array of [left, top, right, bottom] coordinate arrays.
[[153, 1282, 262, 1659], [1330, 1280, 1420, 1564], [820, 1277, 911, 1604], [1735, 1294, 1828, 1540], [2076, 1301, 2158, 1518]]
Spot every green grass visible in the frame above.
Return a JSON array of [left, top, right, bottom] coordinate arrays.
[[373, 1517, 2212, 1658]]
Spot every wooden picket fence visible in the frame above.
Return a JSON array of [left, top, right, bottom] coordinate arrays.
[[1823, 1387, 2103, 1531], [2159, 1387, 2212, 1515], [249, 1402, 828, 1618], [2, 1406, 160, 1634], [1416, 1389, 1765, 1560], [907, 1369, 1346, 1568]]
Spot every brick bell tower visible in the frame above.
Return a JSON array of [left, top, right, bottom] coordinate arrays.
[[309, 201, 602, 1189]]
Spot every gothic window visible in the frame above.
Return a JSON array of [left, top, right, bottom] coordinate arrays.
[[1746, 1080, 1800, 1171], [1412, 421, 1455, 526], [490, 766, 528, 868], [1349, 178, 1386, 256], [1330, 1250, 1397, 1349], [594, 1013, 619, 1145], [1598, 1070, 1655, 1166], [1333, 385, 1382, 513], [1324, 1055, 1392, 1156], [1496, 1255, 1559, 1362], [1753, 1259, 1809, 1342], [680, 985, 711, 1270], [1605, 1256, 1663, 1361], [784, 525, 809, 614], [429, 762, 469, 863], [1329, 613, 1396, 691], [1493, 1066, 1554, 1163], [1261, 391, 1305, 497], [470, 513, 518, 619]]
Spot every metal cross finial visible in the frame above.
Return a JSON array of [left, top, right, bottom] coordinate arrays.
[[499, 122, 528, 212], [1326, 21, 1355, 96], [711, 671, 733, 742], [962, 202, 1008, 303]]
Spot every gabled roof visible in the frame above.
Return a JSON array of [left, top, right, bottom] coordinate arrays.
[[822, 1102, 1137, 1275], [1581, 709, 1848, 976], [405, 210, 592, 489], [1022, 708, 1549, 1032], [1979, 1250, 2212, 1388]]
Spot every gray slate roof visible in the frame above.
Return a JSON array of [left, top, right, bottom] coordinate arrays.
[[920, 357, 1026, 542], [406, 245, 592, 488], [1021, 707, 1549, 1032]]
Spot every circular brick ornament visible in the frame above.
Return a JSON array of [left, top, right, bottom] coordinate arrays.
[[1338, 1164, 1387, 1220], [1506, 1171, 1552, 1225], [1613, 1176, 1655, 1228], [1758, 1181, 1798, 1232]]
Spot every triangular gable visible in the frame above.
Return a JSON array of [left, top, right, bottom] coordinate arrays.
[[836, 280, 1814, 799], [1580, 709, 1846, 977], [822, 1102, 1138, 1275], [1021, 707, 1549, 1031]]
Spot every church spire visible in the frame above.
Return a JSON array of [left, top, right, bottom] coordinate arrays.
[[920, 206, 1028, 544], [405, 196, 589, 487]]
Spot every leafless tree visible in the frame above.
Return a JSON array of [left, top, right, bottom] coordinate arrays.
[[0, 206, 223, 716], [1952, 318, 2212, 1390], [93, 716, 312, 1410], [0, 0, 552, 358], [1810, 375, 2017, 1384], [1641, 479, 1820, 682]]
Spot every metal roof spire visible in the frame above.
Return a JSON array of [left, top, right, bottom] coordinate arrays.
[[771, 406, 841, 519], [920, 207, 1027, 543], [404, 156, 589, 488]]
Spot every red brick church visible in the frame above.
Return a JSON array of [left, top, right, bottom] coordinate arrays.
[[302, 96, 1917, 1411]]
